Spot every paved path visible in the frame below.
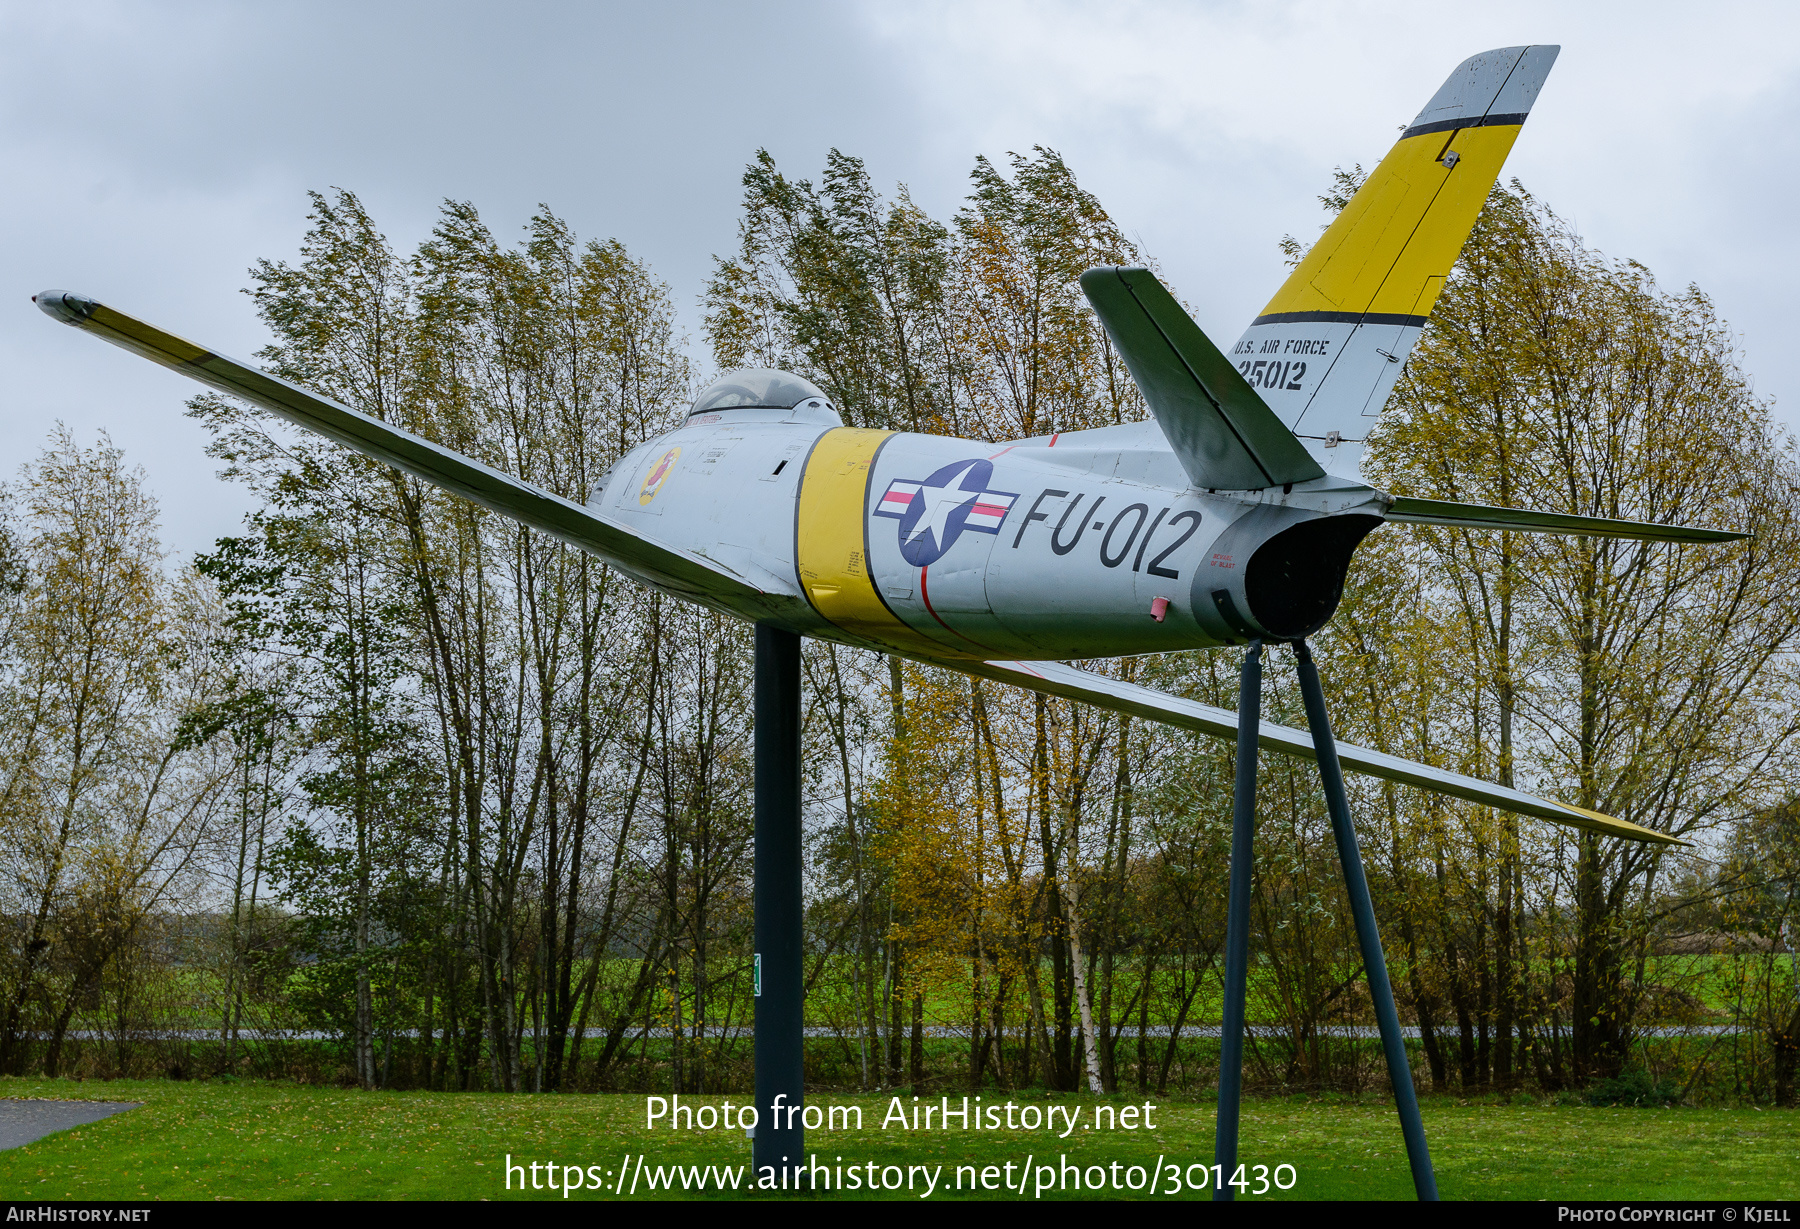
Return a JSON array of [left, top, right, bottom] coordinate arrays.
[[0, 1100, 139, 1150]]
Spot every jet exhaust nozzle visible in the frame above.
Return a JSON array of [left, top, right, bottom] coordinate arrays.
[[1194, 508, 1382, 643]]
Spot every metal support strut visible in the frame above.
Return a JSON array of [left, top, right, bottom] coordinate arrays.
[[753, 625, 804, 1179], [1213, 640, 1262, 1201], [1293, 640, 1438, 1201]]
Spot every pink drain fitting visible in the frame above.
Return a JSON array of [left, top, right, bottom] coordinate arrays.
[[1150, 596, 1170, 623]]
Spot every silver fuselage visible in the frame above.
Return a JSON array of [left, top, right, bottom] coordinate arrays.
[[596, 406, 1386, 660]]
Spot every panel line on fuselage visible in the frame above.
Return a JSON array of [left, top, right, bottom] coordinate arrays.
[[916, 563, 990, 651]]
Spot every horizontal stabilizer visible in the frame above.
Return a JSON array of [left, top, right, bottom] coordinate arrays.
[[34, 290, 778, 607], [1080, 266, 1324, 490], [955, 657, 1683, 845], [1386, 496, 1748, 544]]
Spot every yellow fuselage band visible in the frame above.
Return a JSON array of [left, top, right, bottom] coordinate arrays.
[[794, 427, 944, 653]]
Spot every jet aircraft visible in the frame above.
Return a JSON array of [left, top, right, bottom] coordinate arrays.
[[37, 44, 1737, 1200]]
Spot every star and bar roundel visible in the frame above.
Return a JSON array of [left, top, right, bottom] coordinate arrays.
[[874, 458, 1019, 567]]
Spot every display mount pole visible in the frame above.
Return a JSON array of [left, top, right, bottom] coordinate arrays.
[[1213, 640, 1262, 1201], [1294, 640, 1438, 1202], [753, 625, 804, 1180]]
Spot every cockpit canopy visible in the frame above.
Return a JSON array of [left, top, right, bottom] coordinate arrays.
[[690, 369, 839, 423]]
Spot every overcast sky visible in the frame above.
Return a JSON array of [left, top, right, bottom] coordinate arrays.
[[5, 0, 1796, 560]]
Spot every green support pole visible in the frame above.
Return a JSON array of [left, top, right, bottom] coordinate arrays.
[[1213, 640, 1262, 1201], [753, 625, 803, 1181], [1294, 640, 1438, 1201]]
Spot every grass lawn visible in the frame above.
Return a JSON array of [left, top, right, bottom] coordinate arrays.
[[1, 1076, 1794, 1201]]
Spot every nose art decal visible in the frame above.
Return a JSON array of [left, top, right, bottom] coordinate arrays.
[[638, 446, 680, 505], [875, 458, 1018, 566]]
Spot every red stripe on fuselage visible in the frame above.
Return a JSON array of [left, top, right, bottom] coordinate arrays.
[[918, 566, 988, 649]]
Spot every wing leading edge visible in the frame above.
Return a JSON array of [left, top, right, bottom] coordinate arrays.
[[950, 657, 1682, 846], [1385, 495, 1747, 544], [35, 290, 786, 613]]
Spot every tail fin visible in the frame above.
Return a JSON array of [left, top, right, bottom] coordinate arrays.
[[1230, 45, 1559, 471]]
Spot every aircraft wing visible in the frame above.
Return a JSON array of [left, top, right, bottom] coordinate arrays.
[[1385, 495, 1748, 544], [1080, 266, 1326, 491], [953, 657, 1683, 846], [34, 290, 782, 609]]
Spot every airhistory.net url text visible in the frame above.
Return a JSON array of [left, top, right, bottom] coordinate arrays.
[[505, 1153, 1297, 1197]]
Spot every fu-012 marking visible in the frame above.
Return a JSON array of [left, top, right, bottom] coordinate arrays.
[[1008, 490, 1204, 578]]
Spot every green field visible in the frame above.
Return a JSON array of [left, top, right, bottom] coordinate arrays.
[[153, 950, 1763, 1030], [2, 1076, 1796, 1201]]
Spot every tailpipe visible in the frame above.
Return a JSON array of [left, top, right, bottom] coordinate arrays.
[[1193, 507, 1382, 642]]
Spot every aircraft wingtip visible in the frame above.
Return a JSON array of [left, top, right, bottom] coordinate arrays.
[[1561, 801, 1688, 846], [35, 290, 97, 325]]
